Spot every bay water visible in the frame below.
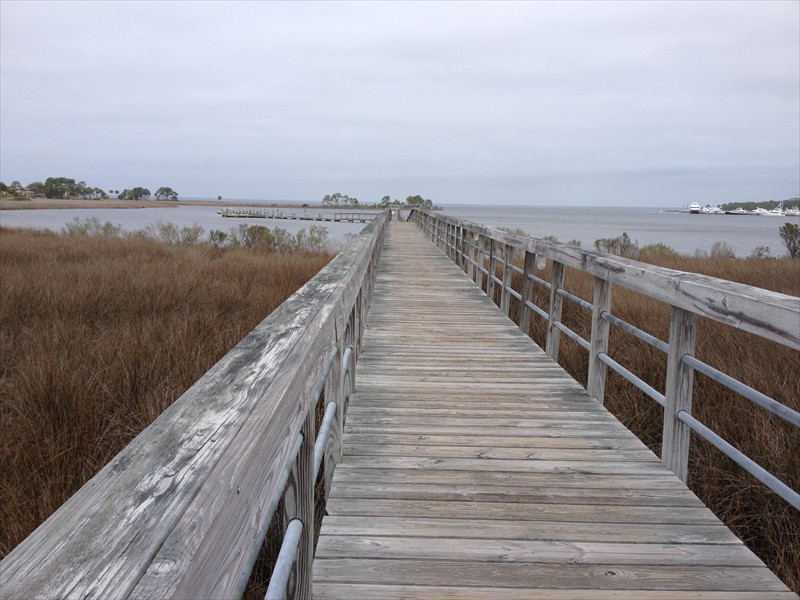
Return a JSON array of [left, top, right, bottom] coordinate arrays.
[[1, 203, 798, 257]]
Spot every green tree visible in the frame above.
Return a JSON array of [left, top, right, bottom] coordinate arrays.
[[322, 192, 357, 207], [27, 182, 45, 197], [119, 187, 151, 200], [154, 186, 179, 200], [43, 177, 77, 198], [779, 222, 800, 258], [379, 195, 391, 207], [405, 194, 433, 208]]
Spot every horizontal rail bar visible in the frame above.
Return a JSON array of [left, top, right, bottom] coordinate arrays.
[[598, 352, 666, 407], [491, 275, 503, 286], [508, 288, 522, 301], [525, 300, 549, 321], [313, 402, 338, 480], [509, 264, 524, 274], [677, 410, 799, 509], [527, 272, 551, 290], [556, 288, 592, 311], [553, 320, 591, 351], [601, 311, 669, 353], [341, 346, 353, 376], [409, 209, 800, 349], [264, 518, 304, 600], [236, 431, 304, 599], [682, 355, 800, 427]]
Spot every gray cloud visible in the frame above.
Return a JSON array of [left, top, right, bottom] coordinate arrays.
[[1, 1, 797, 205]]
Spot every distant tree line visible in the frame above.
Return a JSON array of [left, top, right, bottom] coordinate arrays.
[[0, 178, 179, 201], [720, 196, 799, 212], [322, 193, 438, 209]]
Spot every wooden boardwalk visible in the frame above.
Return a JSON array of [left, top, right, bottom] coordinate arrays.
[[313, 221, 794, 599]]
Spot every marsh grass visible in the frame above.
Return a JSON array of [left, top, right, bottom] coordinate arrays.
[[485, 252, 800, 591], [0, 227, 333, 558]]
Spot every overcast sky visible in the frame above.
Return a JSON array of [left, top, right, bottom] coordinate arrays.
[[1, 1, 798, 206]]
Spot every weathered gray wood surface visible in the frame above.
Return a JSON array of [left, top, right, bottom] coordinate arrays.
[[411, 210, 800, 349], [313, 221, 794, 598], [0, 214, 389, 599]]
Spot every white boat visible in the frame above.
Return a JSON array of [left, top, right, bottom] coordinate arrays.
[[764, 202, 785, 216], [689, 202, 701, 214]]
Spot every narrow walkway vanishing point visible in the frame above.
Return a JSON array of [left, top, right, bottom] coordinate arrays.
[[313, 221, 793, 599]]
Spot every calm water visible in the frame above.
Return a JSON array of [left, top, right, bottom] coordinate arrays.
[[2, 204, 798, 257], [439, 205, 800, 257], [0, 205, 369, 248]]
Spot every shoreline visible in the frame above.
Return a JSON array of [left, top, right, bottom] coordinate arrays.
[[0, 198, 326, 211]]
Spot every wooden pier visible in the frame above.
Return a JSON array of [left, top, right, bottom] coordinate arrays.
[[312, 221, 794, 598], [1, 212, 797, 599], [219, 207, 379, 223]]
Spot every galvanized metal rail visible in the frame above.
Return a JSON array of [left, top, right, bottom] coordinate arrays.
[[2, 212, 797, 599], [0, 212, 391, 599]]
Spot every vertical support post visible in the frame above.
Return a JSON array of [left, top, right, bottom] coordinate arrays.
[[456, 226, 464, 270], [518, 251, 536, 334], [500, 244, 513, 316], [546, 261, 565, 361], [662, 306, 697, 482], [323, 332, 344, 497], [467, 233, 476, 281], [487, 239, 498, 301], [587, 277, 612, 404], [282, 408, 314, 598], [476, 235, 485, 290]]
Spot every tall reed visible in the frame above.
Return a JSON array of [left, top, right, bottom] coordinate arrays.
[[0, 227, 333, 557]]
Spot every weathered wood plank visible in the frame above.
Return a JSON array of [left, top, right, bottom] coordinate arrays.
[[407, 210, 800, 349], [314, 559, 789, 591], [0, 215, 392, 599], [314, 584, 798, 600], [315, 535, 764, 567], [314, 220, 791, 598], [317, 515, 741, 544]]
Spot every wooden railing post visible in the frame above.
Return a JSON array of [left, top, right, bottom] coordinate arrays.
[[546, 261, 565, 361], [467, 233, 476, 281], [282, 409, 314, 598], [323, 334, 344, 497], [587, 277, 612, 404], [518, 251, 536, 334], [476, 235, 486, 290], [500, 244, 513, 316], [662, 306, 697, 482], [457, 227, 462, 265], [487, 239, 498, 300]]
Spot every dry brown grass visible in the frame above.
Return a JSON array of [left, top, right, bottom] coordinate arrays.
[[0, 227, 333, 558], [486, 252, 800, 591]]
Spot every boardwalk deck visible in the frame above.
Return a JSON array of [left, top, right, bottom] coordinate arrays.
[[313, 221, 794, 598]]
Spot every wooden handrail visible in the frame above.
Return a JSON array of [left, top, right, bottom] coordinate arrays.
[[0, 211, 391, 599], [410, 210, 799, 349], [409, 209, 799, 508]]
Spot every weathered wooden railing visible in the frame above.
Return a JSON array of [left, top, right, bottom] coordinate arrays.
[[0, 211, 391, 599], [409, 209, 800, 509]]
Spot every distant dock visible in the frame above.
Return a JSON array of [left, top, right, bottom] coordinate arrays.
[[219, 208, 379, 223]]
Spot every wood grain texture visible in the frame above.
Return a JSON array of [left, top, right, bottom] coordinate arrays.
[[408, 210, 800, 350], [313, 220, 793, 598], [0, 214, 391, 599]]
